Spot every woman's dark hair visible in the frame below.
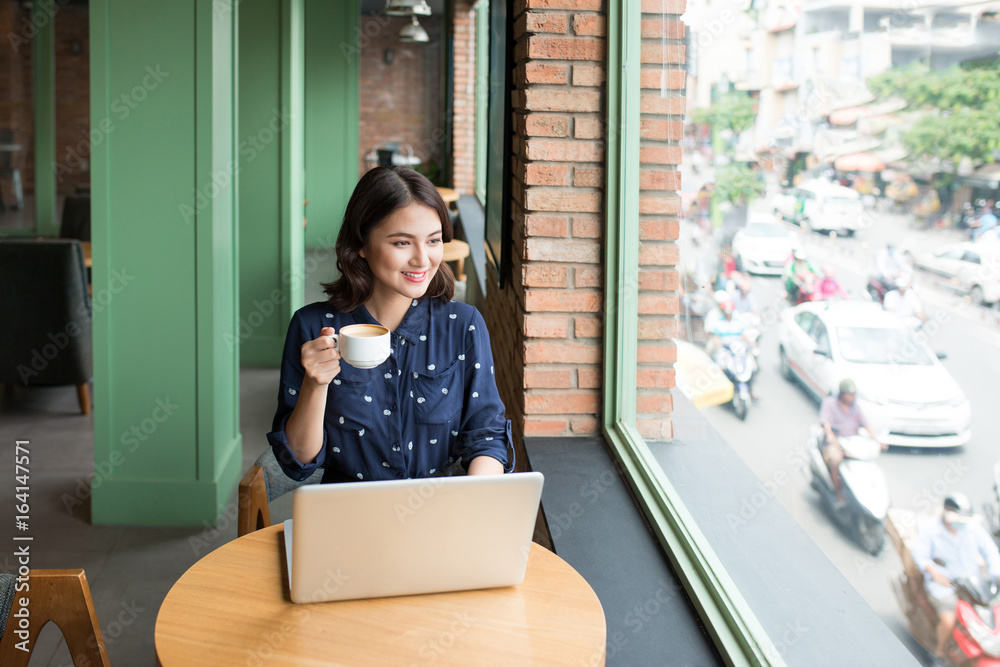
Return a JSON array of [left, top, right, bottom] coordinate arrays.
[[323, 167, 454, 312]]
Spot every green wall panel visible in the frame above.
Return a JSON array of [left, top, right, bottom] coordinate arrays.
[[238, 0, 304, 367], [304, 0, 359, 252], [90, 0, 241, 526]]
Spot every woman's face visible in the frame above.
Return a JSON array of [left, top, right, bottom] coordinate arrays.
[[361, 202, 444, 304]]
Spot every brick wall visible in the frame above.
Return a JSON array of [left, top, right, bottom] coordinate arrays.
[[358, 14, 445, 182], [450, 0, 475, 194], [636, 0, 686, 440], [0, 2, 90, 200], [483, 0, 686, 456]]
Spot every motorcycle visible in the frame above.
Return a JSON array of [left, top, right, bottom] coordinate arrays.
[[894, 572, 1000, 667], [866, 274, 898, 305], [715, 338, 757, 421], [986, 460, 1000, 547], [807, 426, 890, 555], [787, 273, 819, 306]]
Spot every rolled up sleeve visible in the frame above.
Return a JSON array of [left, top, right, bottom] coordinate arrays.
[[456, 310, 512, 472], [265, 312, 328, 481]]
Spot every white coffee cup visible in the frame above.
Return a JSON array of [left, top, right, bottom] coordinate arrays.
[[333, 324, 391, 369]]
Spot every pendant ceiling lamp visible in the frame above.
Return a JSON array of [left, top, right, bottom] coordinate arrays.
[[384, 0, 432, 16], [399, 15, 430, 42]]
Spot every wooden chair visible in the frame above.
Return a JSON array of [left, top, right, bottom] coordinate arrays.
[[0, 569, 109, 666], [237, 449, 324, 537]]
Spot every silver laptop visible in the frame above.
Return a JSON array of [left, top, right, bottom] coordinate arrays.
[[283, 471, 544, 603]]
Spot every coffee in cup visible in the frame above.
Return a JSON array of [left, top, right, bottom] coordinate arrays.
[[333, 324, 391, 369]]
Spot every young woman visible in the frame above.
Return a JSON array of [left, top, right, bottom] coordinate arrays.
[[267, 167, 511, 483]]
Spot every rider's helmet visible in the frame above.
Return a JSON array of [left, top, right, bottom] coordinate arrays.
[[943, 492, 974, 518], [838, 378, 857, 396], [823, 265, 836, 278], [896, 274, 911, 290], [792, 248, 806, 260], [714, 290, 730, 305], [719, 300, 735, 314]]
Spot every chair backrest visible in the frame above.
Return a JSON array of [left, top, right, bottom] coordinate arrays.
[[60, 195, 92, 241], [0, 239, 93, 387], [0, 569, 109, 667], [0, 129, 23, 171], [237, 448, 323, 537]]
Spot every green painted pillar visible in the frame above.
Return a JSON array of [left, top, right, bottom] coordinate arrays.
[[304, 0, 359, 250], [88, 0, 242, 525], [237, 0, 305, 367], [33, 0, 57, 235]]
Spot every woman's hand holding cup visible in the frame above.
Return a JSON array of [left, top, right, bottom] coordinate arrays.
[[301, 326, 342, 386]]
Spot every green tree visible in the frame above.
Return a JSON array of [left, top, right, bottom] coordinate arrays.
[[714, 163, 765, 206], [708, 93, 757, 137], [868, 60, 1000, 165]]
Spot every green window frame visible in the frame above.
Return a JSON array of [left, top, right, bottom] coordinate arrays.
[[601, 2, 784, 665], [474, 0, 489, 205]]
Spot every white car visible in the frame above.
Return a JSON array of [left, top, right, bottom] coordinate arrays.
[[910, 241, 1000, 305], [732, 214, 795, 276], [778, 301, 971, 448], [798, 180, 865, 236]]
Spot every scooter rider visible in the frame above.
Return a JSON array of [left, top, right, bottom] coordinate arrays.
[[707, 301, 759, 398], [883, 274, 927, 330], [876, 242, 908, 286], [784, 249, 820, 304], [819, 379, 885, 506], [911, 493, 1000, 666]]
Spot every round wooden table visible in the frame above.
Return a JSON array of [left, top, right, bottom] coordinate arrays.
[[435, 186, 459, 205], [442, 239, 470, 282], [155, 524, 606, 666]]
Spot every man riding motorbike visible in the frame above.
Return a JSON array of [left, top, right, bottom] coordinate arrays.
[[911, 492, 1000, 666], [706, 300, 758, 399], [784, 249, 820, 305], [883, 274, 927, 330], [873, 242, 910, 293], [819, 379, 885, 507]]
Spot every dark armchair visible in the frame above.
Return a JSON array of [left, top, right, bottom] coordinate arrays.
[[0, 239, 93, 414]]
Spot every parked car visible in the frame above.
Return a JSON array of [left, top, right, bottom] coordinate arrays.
[[799, 181, 865, 236], [778, 301, 971, 448], [910, 241, 1000, 305], [731, 214, 795, 276]]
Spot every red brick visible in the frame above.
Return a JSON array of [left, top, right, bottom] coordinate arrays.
[[525, 188, 602, 213], [637, 318, 678, 340], [572, 64, 605, 86], [520, 62, 570, 86], [524, 314, 571, 338], [525, 163, 572, 186], [640, 168, 681, 190], [570, 415, 600, 433], [640, 18, 686, 39], [638, 294, 679, 315], [525, 139, 603, 162], [525, 238, 601, 263], [638, 268, 679, 291], [574, 117, 603, 139], [637, 393, 674, 414], [524, 369, 573, 388], [637, 368, 676, 388], [641, 42, 685, 64], [640, 120, 685, 142], [574, 167, 604, 188], [523, 89, 601, 112], [523, 264, 569, 287], [640, 68, 686, 90], [524, 113, 571, 136], [640, 145, 683, 165], [640, 93, 687, 115], [525, 213, 569, 236], [524, 417, 569, 436], [578, 366, 601, 388], [516, 12, 568, 37], [639, 219, 680, 241], [525, 289, 602, 312], [571, 214, 602, 238], [525, 391, 600, 415], [525, 36, 606, 61], [526, 0, 602, 8], [575, 266, 602, 288], [638, 244, 679, 266], [637, 418, 673, 441], [525, 340, 601, 364], [637, 342, 678, 363], [639, 195, 680, 215], [575, 316, 602, 338], [641, 0, 685, 12], [572, 14, 606, 36]]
